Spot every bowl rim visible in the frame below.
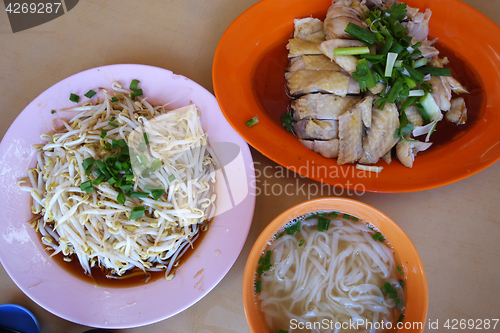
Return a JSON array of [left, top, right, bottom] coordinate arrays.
[[242, 197, 428, 333]]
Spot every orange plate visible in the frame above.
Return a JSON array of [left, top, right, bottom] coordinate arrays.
[[213, 0, 500, 193], [242, 198, 428, 332]]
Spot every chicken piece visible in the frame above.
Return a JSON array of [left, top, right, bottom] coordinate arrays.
[[293, 119, 339, 140], [289, 55, 342, 72], [359, 103, 400, 164], [445, 97, 467, 125], [300, 139, 339, 158], [447, 76, 470, 95], [419, 45, 439, 59], [428, 76, 451, 112], [291, 93, 360, 120], [381, 150, 392, 164], [369, 82, 386, 95], [326, 5, 361, 20], [294, 18, 326, 43], [285, 70, 360, 96], [319, 39, 368, 74], [359, 96, 373, 128], [404, 105, 425, 127], [324, 16, 367, 40], [403, 8, 431, 42], [396, 140, 433, 168], [337, 99, 366, 165], [287, 38, 323, 58]]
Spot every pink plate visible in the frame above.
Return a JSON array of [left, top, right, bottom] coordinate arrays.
[[0, 64, 256, 328]]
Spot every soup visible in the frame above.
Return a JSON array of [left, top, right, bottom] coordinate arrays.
[[254, 212, 404, 333]]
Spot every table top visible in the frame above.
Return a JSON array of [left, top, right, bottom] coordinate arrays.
[[1, 1, 499, 332]]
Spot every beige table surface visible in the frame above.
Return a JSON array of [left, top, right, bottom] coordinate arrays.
[[1, 1, 499, 332]]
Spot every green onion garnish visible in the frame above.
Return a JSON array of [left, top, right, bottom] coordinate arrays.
[[333, 46, 370, 56], [143, 133, 149, 144], [397, 265, 403, 275], [299, 239, 305, 246], [150, 159, 162, 172], [108, 122, 119, 128], [51, 110, 56, 114], [111, 97, 119, 102], [69, 93, 80, 103], [416, 66, 451, 77], [129, 192, 149, 198], [414, 57, 427, 68], [372, 232, 385, 242], [105, 142, 112, 150], [100, 129, 107, 138], [130, 79, 140, 90], [130, 206, 145, 219], [317, 217, 331, 231], [408, 89, 425, 97], [168, 174, 175, 182], [82, 157, 95, 171], [151, 189, 164, 200], [285, 221, 301, 235], [398, 313, 405, 323], [385, 52, 398, 77], [117, 191, 126, 204], [84, 90, 96, 98], [380, 282, 398, 299], [92, 174, 106, 185], [80, 180, 93, 193], [245, 116, 259, 127], [344, 22, 376, 45], [255, 280, 262, 293]]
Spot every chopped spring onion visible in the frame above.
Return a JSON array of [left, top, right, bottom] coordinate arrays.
[[255, 280, 262, 293], [398, 313, 405, 323], [408, 89, 425, 97], [298, 239, 305, 246], [69, 93, 80, 103], [51, 110, 56, 114], [317, 216, 331, 231], [130, 79, 140, 90], [416, 66, 451, 77], [414, 57, 428, 68], [151, 189, 164, 200], [381, 282, 398, 298], [245, 116, 259, 127], [372, 232, 385, 242], [333, 46, 370, 56], [417, 93, 441, 123], [84, 90, 96, 98], [168, 174, 175, 182], [344, 22, 376, 45], [80, 180, 93, 193], [129, 192, 149, 198], [385, 52, 398, 77], [116, 191, 126, 204], [356, 164, 383, 173], [108, 122, 119, 128], [285, 221, 301, 235], [111, 97, 119, 102], [397, 265, 403, 275], [130, 206, 145, 219]]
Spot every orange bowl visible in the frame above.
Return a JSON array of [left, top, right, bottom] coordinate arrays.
[[213, 0, 500, 193], [242, 198, 428, 333]]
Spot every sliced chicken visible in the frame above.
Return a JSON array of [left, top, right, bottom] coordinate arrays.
[[359, 103, 400, 164], [445, 97, 467, 125], [326, 5, 361, 20], [294, 18, 326, 43], [403, 8, 431, 42], [404, 105, 425, 127], [299, 139, 339, 158], [287, 38, 323, 58], [381, 150, 392, 164], [337, 99, 366, 165], [447, 76, 470, 95], [324, 16, 367, 40], [428, 76, 451, 112], [396, 140, 432, 168], [289, 55, 342, 72], [285, 69, 360, 96], [359, 96, 373, 128], [293, 119, 339, 140], [369, 82, 386, 95], [292, 93, 360, 120]]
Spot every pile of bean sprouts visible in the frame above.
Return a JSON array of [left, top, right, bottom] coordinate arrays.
[[18, 82, 217, 281]]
